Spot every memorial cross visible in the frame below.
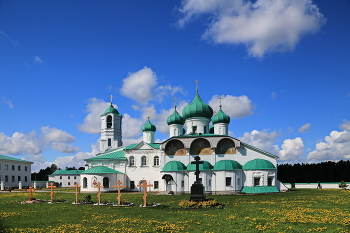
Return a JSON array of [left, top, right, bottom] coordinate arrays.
[[218, 96, 223, 107], [73, 182, 81, 204], [94, 182, 104, 205], [27, 186, 35, 201], [191, 156, 204, 183], [48, 182, 56, 203], [173, 97, 178, 108], [137, 181, 153, 206], [111, 180, 126, 205]]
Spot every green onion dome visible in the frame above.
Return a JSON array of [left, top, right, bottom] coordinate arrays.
[[212, 107, 230, 124], [162, 161, 187, 172], [213, 160, 242, 170], [141, 118, 156, 132], [187, 161, 213, 171], [243, 159, 276, 170], [167, 108, 185, 125], [209, 125, 214, 134], [100, 104, 121, 116], [182, 91, 213, 120]]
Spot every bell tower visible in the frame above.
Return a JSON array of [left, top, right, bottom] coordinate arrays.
[[100, 95, 123, 152]]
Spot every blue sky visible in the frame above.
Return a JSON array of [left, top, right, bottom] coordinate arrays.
[[1, 0, 349, 172]]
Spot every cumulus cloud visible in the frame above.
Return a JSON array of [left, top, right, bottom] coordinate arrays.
[[340, 119, 350, 131], [122, 113, 144, 138], [78, 98, 113, 134], [41, 126, 76, 143], [209, 94, 254, 118], [33, 56, 42, 64], [298, 123, 311, 133], [239, 130, 280, 155], [307, 130, 350, 162], [178, 0, 326, 57], [155, 85, 185, 103], [51, 142, 80, 153], [0, 131, 42, 155], [278, 137, 304, 162]]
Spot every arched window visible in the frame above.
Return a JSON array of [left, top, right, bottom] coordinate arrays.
[[141, 156, 147, 166], [129, 156, 135, 166], [106, 115, 112, 128], [154, 156, 159, 166], [83, 177, 87, 188], [103, 177, 109, 188]]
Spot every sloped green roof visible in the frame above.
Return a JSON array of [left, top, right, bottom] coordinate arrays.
[[100, 104, 121, 116], [124, 143, 161, 150], [241, 142, 279, 159], [182, 91, 213, 120], [241, 186, 279, 194], [86, 149, 126, 161], [212, 107, 230, 124], [124, 143, 139, 150], [243, 159, 276, 170], [141, 119, 156, 132], [82, 166, 124, 174], [187, 161, 213, 171], [213, 160, 242, 170], [162, 161, 187, 172], [51, 169, 84, 175], [0, 154, 33, 163], [167, 108, 185, 125]]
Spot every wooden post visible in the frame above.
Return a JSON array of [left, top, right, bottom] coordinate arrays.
[[137, 181, 153, 206], [48, 182, 56, 203], [94, 182, 104, 205], [111, 180, 126, 205], [73, 182, 81, 203], [27, 186, 35, 201]]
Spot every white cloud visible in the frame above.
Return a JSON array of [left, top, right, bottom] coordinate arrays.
[[271, 92, 277, 100], [278, 137, 304, 162], [23, 154, 52, 173], [340, 119, 350, 131], [51, 142, 80, 153], [239, 129, 280, 155], [120, 67, 158, 105], [0, 31, 19, 46], [78, 98, 113, 134], [209, 94, 254, 118], [122, 113, 144, 138], [1, 97, 13, 108], [307, 130, 350, 162], [33, 56, 42, 64], [298, 123, 311, 133], [178, 0, 326, 57], [41, 126, 75, 143], [155, 85, 185, 103], [0, 131, 42, 155]]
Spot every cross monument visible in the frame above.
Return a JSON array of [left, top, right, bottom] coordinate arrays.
[[94, 182, 104, 205], [137, 180, 153, 206], [27, 186, 35, 201], [112, 180, 126, 205], [190, 156, 206, 202], [73, 182, 81, 204], [48, 182, 56, 203]]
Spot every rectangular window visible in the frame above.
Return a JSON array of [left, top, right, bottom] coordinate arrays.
[[226, 177, 232, 186], [5, 164, 8, 170], [209, 179, 212, 187], [12, 165, 15, 171], [18, 165, 21, 171], [192, 126, 197, 134], [18, 176, 21, 182], [60, 176, 62, 180], [108, 138, 112, 147], [68, 176, 70, 179], [254, 177, 260, 186], [130, 181, 135, 189], [199, 178, 202, 184], [12, 176, 15, 182], [68, 182, 70, 185], [5, 176, 8, 182], [74, 176, 76, 179], [25, 176, 27, 182], [25, 166, 28, 171], [204, 126, 207, 133], [154, 181, 159, 189], [181, 180, 184, 188], [268, 177, 273, 186]]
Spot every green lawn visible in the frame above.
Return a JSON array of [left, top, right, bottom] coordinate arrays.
[[1, 189, 350, 232]]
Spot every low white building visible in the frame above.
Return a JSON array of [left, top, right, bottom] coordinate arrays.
[[80, 90, 287, 194], [0, 154, 33, 189], [49, 168, 84, 187]]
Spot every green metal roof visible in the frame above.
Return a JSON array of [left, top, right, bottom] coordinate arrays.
[[241, 142, 279, 159], [243, 159, 276, 170], [167, 108, 185, 125], [182, 91, 213, 120], [124, 143, 139, 150], [213, 160, 242, 170], [187, 161, 213, 171], [241, 186, 279, 194], [141, 119, 156, 132], [85, 149, 126, 161], [82, 166, 124, 174], [212, 107, 230, 124], [124, 143, 161, 150], [52, 169, 84, 175], [162, 161, 187, 172], [100, 104, 122, 116], [0, 154, 33, 163]]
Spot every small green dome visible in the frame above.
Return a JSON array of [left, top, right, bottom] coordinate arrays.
[[209, 125, 214, 134], [213, 160, 242, 170], [100, 104, 121, 116], [167, 108, 185, 125], [212, 107, 230, 124], [243, 159, 276, 170], [162, 161, 187, 172], [187, 161, 213, 171], [141, 119, 156, 132], [182, 91, 213, 120]]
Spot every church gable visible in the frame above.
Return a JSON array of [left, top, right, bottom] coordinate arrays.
[[125, 141, 161, 151]]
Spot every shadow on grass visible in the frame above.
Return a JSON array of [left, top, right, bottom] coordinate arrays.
[[0, 219, 7, 233]]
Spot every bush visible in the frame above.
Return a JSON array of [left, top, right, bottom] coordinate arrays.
[[339, 180, 348, 189], [179, 199, 219, 208]]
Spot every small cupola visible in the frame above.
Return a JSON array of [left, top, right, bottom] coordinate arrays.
[[142, 114, 156, 143], [167, 107, 185, 125], [212, 106, 230, 124], [182, 90, 213, 120], [141, 118, 156, 132]]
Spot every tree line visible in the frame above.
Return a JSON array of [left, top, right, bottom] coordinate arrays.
[[278, 160, 350, 183], [31, 164, 85, 181]]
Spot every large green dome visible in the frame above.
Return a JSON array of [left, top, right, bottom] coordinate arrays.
[[243, 159, 276, 170], [182, 91, 213, 120], [162, 161, 187, 172], [187, 161, 213, 171], [167, 108, 185, 125], [212, 107, 230, 124], [213, 160, 242, 170], [100, 104, 121, 116], [141, 119, 156, 132]]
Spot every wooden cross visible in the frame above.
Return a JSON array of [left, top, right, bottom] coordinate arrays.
[[73, 182, 81, 204], [218, 96, 223, 107], [48, 182, 56, 203], [94, 182, 104, 205], [137, 181, 153, 206], [191, 156, 204, 183], [110, 95, 113, 104], [195, 80, 199, 91], [112, 180, 126, 205], [27, 186, 35, 201]]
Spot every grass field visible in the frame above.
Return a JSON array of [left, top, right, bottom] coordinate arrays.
[[1, 189, 350, 232]]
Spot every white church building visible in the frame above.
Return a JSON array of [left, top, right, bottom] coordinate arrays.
[[80, 90, 287, 194]]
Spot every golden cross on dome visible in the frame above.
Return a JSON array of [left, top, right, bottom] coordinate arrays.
[[218, 96, 223, 107], [146, 109, 151, 119], [173, 97, 178, 108], [110, 95, 113, 104], [195, 80, 199, 91]]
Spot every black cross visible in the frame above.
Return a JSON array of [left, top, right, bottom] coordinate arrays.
[[191, 156, 204, 183]]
